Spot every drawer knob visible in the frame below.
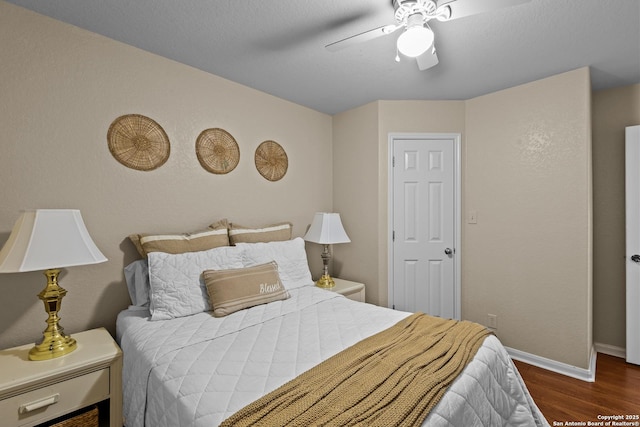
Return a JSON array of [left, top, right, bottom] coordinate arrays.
[[19, 393, 59, 414]]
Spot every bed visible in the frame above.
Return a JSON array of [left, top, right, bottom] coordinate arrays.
[[116, 234, 549, 427]]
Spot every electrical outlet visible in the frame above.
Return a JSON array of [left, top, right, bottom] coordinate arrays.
[[487, 314, 497, 329]]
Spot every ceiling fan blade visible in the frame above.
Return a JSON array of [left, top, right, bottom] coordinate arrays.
[[437, 0, 530, 21], [326, 24, 400, 52], [416, 48, 439, 71]]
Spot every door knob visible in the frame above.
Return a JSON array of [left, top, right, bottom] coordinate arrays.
[[632, 255, 640, 263], [444, 248, 453, 255]]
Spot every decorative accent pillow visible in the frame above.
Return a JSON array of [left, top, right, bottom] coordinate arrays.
[[225, 221, 292, 245], [204, 262, 290, 317], [129, 219, 229, 258], [147, 245, 244, 320], [236, 237, 313, 290]]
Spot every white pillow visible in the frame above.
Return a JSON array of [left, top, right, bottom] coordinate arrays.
[[147, 245, 245, 320], [236, 237, 313, 290], [124, 259, 150, 307]]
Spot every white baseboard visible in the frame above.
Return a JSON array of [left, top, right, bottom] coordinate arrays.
[[506, 346, 597, 382], [594, 342, 626, 359]]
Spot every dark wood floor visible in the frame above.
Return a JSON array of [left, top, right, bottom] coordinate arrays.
[[514, 354, 640, 425]]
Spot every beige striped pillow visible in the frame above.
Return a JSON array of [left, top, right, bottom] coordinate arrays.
[[204, 262, 290, 317], [226, 222, 292, 245], [129, 220, 230, 257]]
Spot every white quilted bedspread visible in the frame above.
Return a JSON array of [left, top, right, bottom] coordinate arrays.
[[117, 286, 549, 427]]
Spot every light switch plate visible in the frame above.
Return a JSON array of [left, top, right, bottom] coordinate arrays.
[[468, 210, 478, 224]]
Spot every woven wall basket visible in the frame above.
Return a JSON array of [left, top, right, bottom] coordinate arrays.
[[255, 140, 288, 181], [196, 128, 240, 174], [107, 114, 170, 171]]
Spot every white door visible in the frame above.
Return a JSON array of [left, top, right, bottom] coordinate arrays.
[[626, 125, 640, 365], [391, 135, 459, 319]]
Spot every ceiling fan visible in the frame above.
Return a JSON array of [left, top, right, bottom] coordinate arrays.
[[326, 0, 531, 71]]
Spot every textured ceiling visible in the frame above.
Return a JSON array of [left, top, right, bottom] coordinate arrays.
[[6, 0, 640, 114]]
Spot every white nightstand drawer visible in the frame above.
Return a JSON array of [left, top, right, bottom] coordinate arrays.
[[0, 367, 109, 427]]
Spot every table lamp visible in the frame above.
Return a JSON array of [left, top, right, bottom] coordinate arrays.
[[0, 209, 107, 361], [303, 212, 350, 288]]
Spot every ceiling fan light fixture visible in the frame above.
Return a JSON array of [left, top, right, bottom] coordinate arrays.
[[397, 24, 434, 57]]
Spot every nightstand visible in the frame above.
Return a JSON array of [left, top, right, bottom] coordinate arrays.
[[327, 278, 366, 302], [0, 328, 122, 427]]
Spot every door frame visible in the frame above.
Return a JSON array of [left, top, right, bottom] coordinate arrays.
[[387, 132, 462, 319]]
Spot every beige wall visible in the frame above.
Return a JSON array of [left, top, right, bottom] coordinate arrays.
[[331, 102, 380, 300], [464, 68, 593, 368], [332, 101, 466, 305], [0, 1, 626, 370], [592, 83, 640, 349], [0, 2, 332, 349], [334, 69, 593, 368]]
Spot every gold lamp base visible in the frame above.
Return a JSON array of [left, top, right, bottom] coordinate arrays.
[[29, 269, 77, 361], [29, 335, 77, 361], [315, 274, 336, 289], [315, 244, 336, 289]]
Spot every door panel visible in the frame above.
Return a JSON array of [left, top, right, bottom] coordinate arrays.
[[428, 182, 443, 241], [404, 182, 419, 241], [392, 138, 455, 318], [626, 125, 640, 365]]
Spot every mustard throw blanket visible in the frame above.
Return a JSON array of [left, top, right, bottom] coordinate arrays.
[[221, 313, 491, 427]]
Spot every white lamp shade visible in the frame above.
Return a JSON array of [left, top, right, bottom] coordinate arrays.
[[0, 209, 107, 272], [304, 213, 351, 245], [397, 25, 434, 58]]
